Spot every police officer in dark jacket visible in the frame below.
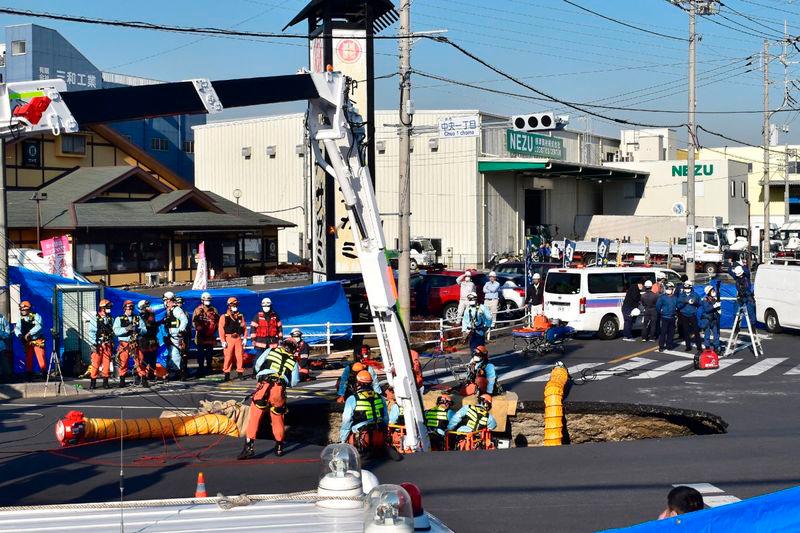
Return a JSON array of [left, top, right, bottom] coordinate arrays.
[[622, 278, 644, 340], [640, 280, 660, 342]]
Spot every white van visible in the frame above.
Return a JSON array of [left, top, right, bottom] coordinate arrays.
[[543, 266, 682, 340], [755, 263, 800, 333]]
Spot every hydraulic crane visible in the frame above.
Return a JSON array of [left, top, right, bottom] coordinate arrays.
[[0, 70, 430, 451]]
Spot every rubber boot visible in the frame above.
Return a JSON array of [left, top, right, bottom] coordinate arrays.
[[119, 376, 127, 388], [103, 377, 110, 389], [275, 441, 285, 457], [239, 371, 247, 381], [237, 439, 255, 460], [224, 372, 230, 382], [90, 378, 97, 390]]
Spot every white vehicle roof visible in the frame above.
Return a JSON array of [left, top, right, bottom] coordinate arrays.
[[546, 266, 677, 274]]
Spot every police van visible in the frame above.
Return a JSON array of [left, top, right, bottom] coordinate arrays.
[[543, 266, 682, 339]]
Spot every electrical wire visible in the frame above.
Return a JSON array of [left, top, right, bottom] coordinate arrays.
[[560, 0, 689, 41]]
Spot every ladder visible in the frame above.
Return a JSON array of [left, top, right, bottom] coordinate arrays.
[[723, 305, 764, 359]]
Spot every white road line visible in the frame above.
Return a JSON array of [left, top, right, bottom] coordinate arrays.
[[593, 357, 656, 381], [673, 483, 740, 508], [733, 357, 788, 377], [630, 360, 693, 380], [524, 363, 603, 382], [674, 483, 724, 494], [661, 349, 696, 359], [704, 495, 742, 507], [497, 364, 553, 383], [784, 363, 800, 375], [682, 358, 742, 378]]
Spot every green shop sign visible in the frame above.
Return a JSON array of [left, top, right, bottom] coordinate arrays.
[[672, 164, 714, 177], [506, 129, 565, 160]]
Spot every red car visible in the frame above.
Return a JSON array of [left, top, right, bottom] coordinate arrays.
[[416, 269, 524, 323]]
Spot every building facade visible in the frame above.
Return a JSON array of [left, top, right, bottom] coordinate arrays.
[[0, 23, 202, 181]]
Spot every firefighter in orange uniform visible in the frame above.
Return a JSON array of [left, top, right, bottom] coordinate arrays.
[[14, 301, 46, 382], [218, 297, 247, 381], [112, 300, 147, 388], [88, 299, 115, 390], [250, 297, 282, 350]]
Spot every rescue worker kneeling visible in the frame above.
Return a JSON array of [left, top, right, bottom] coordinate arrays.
[[238, 338, 300, 459], [424, 394, 455, 451], [459, 345, 498, 396], [446, 394, 497, 450], [340, 370, 389, 455]]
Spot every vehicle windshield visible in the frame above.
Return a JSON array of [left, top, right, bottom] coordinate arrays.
[[415, 239, 435, 252], [717, 229, 730, 247], [545, 273, 581, 295]]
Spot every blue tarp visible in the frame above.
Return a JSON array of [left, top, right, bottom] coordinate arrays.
[[605, 485, 800, 532], [695, 283, 757, 330], [8, 266, 351, 373]]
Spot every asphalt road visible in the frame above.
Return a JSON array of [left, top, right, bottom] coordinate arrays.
[[2, 328, 799, 532]]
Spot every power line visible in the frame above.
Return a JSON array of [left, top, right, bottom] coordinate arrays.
[[720, 0, 788, 35], [560, 0, 688, 41]]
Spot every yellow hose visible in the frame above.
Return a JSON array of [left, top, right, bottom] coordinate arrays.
[[543, 365, 569, 446], [56, 411, 239, 446]]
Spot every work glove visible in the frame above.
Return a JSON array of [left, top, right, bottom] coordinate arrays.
[[336, 395, 345, 404], [221, 341, 228, 349], [713, 302, 721, 310], [24, 334, 31, 342], [126, 325, 136, 333]]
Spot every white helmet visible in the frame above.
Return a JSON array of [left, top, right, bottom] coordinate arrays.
[[137, 299, 149, 311], [261, 297, 272, 307], [533, 273, 541, 280], [489, 271, 497, 278], [291, 328, 302, 337], [162, 291, 175, 301], [200, 291, 212, 301], [655, 271, 666, 280], [467, 291, 478, 300], [704, 285, 714, 296], [644, 280, 653, 288], [733, 265, 744, 277]]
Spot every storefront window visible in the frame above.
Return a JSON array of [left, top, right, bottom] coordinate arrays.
[[222, 240, 237, 267], [140, 239, 168, 271], [241, 238, 262, 263], [76, 243, 106, 273], [108, 242, 139, 273]]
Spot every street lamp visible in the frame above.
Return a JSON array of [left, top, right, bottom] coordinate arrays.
[[233, 188, 242, 217], [30, 191, 47, 247]]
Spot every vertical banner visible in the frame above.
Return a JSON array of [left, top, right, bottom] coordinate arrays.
[[596, 238, 610, 267], [563, 239, 575, 267], [686, 224, 696, 264], [40, 235, 73, 278], [525, 237, 536, 299], [192, 241, 208, 290]]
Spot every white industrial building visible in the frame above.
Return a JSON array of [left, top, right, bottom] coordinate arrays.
[[194, 110, 644, 268]]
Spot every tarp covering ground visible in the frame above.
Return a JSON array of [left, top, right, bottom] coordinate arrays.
[[9, 266, 351, 373]]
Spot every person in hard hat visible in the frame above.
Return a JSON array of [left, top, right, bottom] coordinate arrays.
[[729, 261, 756, 328], [337, 349, 380, 402], [622, 278, 645, 341], [162, 291, 189, 380], [455, 270, 477, 320], [88, 299, 115, 390], [676, 281, 702, 354], [425, 393, 455, 451], [462, 292, 493, 352], [174, 297, 190, 375], [219, 297, 247, 381], [137, 300, 159, 383], [288, 328, 313, 381], [527, 272, 544, 316], [460, 345, 498, 396], [238, 336, 301, 459], [655, 282, 679, 353], [192, 292, 220, 377], [482, 272, 501, 340], [13, 301, 45, 382], [0, 310, 12, 383], [113, 300, 147, 388], [339, 369, 388, 450], [641, 280, 659, 343], [700, 285, 722, 352], [448, 393, 497, 433], [250, 297, 283, 351]]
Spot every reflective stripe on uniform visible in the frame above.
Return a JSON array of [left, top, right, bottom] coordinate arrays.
[[425, 407, 449, 431], [263, 347, 297, 381], [353, 390, 385, 425], [463, 405, 488, 431]]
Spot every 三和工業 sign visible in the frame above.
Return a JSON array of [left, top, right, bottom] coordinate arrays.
[[506, 129, 565, 160]]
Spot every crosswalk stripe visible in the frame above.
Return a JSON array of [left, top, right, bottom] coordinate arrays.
[[704, 495, 742, 507], [661, 349, 696, 359], [673, 483, 740, 508], [593, 357, 655, 381], [784, 363, 800, 375], [674, 483, 724, 494], [682, 358, 742, 378], [733, 357, 788, 376], [630, 360, 693, 380], [497, 364, 553, 383], [524, 363, 603, 382]]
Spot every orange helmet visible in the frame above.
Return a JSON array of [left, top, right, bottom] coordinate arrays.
[[227, 297, 239, 306], [437, 394, 453, 406], [356, 370, 373, 384], [479, 394, 493, 407], [19, 301, 31, 310], [99, 299, 112, 309], [123, 300, 134, 308], [473, 345, 488, 356]]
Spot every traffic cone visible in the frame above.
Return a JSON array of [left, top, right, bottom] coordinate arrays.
[[195, 472, 208, 498]]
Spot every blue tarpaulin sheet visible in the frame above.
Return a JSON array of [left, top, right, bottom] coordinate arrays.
[[604, 485, 800, 532], [695, 282, 757, 330], [8, 266, 351, 373]]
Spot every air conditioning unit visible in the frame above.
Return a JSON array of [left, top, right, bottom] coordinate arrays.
[[145, 272, 159, 286]]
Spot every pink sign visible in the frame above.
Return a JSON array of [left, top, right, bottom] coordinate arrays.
[[40, 235, 73, 278]]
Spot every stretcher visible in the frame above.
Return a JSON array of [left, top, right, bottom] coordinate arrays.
[[512, 325, 575, 356]]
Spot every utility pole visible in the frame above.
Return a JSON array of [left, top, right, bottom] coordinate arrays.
[[0, 140, 7, 318], [763, 39, 771, 263], [398, 0, 412, 331], [686, 0, 697, 282]]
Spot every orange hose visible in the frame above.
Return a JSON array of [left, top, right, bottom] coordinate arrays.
[[543, 366, 569, 446]]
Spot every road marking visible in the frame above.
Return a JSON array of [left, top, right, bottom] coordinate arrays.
[[630, 360, 693, 380], [733, 357, 787, 376], [497, 364, 553, 383], [682, 358, 742, 378], [673, 483, 740, 508], [524, 363, 603, 382], [675, 483, 724, 494], [608, 346, 658, 365], [592, 357, 655, 381], [661, 349, 697, 359], [784, 363, 800, 375]]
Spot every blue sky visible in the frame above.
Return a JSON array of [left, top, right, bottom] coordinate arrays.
[[1, 0, 798, 146]]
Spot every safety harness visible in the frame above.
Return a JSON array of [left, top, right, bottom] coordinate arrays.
[[95, 314, 114, 344], [222, 313, 244, 335], [352, 390, 385, 426], [462, 404, 489, 432]]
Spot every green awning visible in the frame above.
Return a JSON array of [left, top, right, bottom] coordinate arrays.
[[478, 161, 547, 172]]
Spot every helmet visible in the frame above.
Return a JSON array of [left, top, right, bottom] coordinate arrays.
[[644, 280, 653, 288], [666, 282, 676, 289], [488, 271, 497, 278], [261, 297, 272, 307], [356, 370, 373, 384], [352, 362, 366, 374], [436, 394, 453, 407], [290, 328, 302, 338], [533, 273, 541, 280], [19, 301, 31, 310], [227, 297, 239, 306], [463, 271, 471, 277], [473, 345, 488, 356], [99, 299, 112, 309], [163, 291, 175, 301], [479, 394, 493, 407], [655, 271, 667, 280], [200, 291, 211, 302], [123, 300, 134, 308], [704, 285, 715, 296], [467, 292, 478, 301], [283, 337, 298, 349], [733, 265, 744, 277], [175, 296, 184, 304], [683, 280, 693, 288], [137, 300, 149, 311]]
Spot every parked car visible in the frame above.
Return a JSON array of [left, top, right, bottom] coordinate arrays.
[[493, 261, 561, 279], [543, 266, 681, 340]]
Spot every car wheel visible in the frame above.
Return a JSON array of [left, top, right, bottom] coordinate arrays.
[[765, 309, 782, 333], [410, 258, 418, 270], [598, 315, 619, 340], [443, 303, 460, 324], [703, 262, 717, 275]]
